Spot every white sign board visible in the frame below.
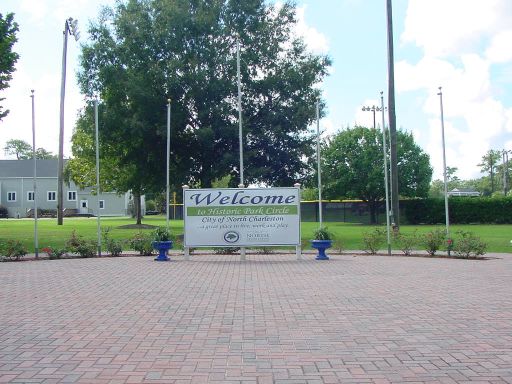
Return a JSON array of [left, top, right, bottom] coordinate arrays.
[[183, 187, 301, 247]]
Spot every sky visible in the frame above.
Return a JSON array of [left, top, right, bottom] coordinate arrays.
[[2, 0, 512, 181]]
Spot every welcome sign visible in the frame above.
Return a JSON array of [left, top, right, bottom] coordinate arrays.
[[183, 187, 301, 247]]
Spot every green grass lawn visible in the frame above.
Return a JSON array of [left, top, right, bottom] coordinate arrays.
[[1, 216, 511, 253]]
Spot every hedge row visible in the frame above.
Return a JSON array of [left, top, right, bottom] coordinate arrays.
[[401, 197, 512, 224]]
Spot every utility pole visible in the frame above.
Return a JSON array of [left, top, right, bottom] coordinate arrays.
[[57, 17, 79, 225], [386, 0, 399, 228]]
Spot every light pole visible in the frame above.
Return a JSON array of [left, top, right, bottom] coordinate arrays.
[[237, 39, 244, 186], [94, 98, 101, 256], [361, 105, 383, 130], [57, 17, 79, 225], [438, 87, 450, 243], [31, 90, 38, 258], [166, 99, 171, 230], [380, 92, 391, 255], [316, 100, 323, 228], [362, 103, 393, 224]]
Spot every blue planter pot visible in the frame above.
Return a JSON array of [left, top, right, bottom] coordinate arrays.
[[152, 241, 173, 261], [311, 239, 332, 260]]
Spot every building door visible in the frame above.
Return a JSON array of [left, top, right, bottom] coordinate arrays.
[[80, 200, 88, 214]]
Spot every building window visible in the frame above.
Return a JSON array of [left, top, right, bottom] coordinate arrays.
[[47, 191, 56, 201], [99, 200, 105, 209], [7, 192, 17, 202], [27, 191, 35, 201], [68, 191, 77, 201]]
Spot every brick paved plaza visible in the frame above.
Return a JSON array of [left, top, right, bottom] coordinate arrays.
[[1, 253, 511, 383]]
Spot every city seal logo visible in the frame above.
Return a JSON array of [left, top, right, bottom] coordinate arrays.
[[223, 231, 240, 243]]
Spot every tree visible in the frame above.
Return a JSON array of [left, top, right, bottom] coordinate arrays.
[[322, 126, 432, 224], [70, 0, 330, 223], [4, 139, 31, 159], [4, 139, 56, 159], [429, 166, 461, 198], [0, 13, 19, 121], [478, 149, 501, 194], [33, 148, 57, 159]]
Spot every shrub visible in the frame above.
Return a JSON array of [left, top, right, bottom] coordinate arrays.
[[42, 246, 67, 259], [214, 247, 240, 254], [452, 230, 487, 258], [362, 228, 385, 254], [333, 239, 345, 254], [66, 230, 96, 258], [422, 228, 446, 256], [153, 227, 172, 242], [312, 227, 333, 240], [102, 227, 123, 257], [128, 232, 154, 255], [145, 199, 156, 212], [0, 205, 8, 218], [394, 230, 419, 256], [1, 240, 28, 261], [254, 246, 274, 254]]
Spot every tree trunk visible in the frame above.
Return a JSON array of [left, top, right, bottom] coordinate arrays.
[[134, 192, 142, 225]]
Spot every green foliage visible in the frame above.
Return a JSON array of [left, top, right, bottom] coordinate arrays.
[[422, 228, 446, 256], [0, 205, 7, 218], [333, 238, 345, 253], [301, 188, 319, 201], [70, 0, 331, 203], [102, 227, 123, 257], [0, 13, 19, 120], [452, 231, 487, 258], [145, 200, 156, 212], [322, 126, 432, 223], [362, 228, 385, 254], [213, 247, 240, 254], [3, 139, 56, 160], [393, 230, 418, 256], [66, 230, 96, 258], [153, 227, 172, 242], [478, 150, 502, 194], [128, 232, 154, 256], [0, 239, 27, 261], [42, 246, 67, 259], [402, 197, 512, 224], [312, 227, 333, 240]]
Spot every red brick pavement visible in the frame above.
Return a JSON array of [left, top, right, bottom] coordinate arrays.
[[0, 253, 511, 383]]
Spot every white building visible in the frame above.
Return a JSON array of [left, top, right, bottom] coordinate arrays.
[[0, 159, 144, 218]]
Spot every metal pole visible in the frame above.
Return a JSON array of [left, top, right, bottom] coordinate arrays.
[[237, 39, 244, 186], [95, 99, 101, 256], [316, 100, 323, 228], [57, 22, 69, 225], [166, 99, 171, 230], [380, 92, 391, 255], [438, 87, 450, 240], [31, 90, 38, 258], [506, 151, 510, 196], [386, 0, 399, 228], [504, 150, 509, 196]]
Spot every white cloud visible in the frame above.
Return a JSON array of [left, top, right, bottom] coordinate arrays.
[[486, 30, 512, 63], [399, 0, 512, 179], [294, 5, 329, 54], [401, 0, 501, 58]]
